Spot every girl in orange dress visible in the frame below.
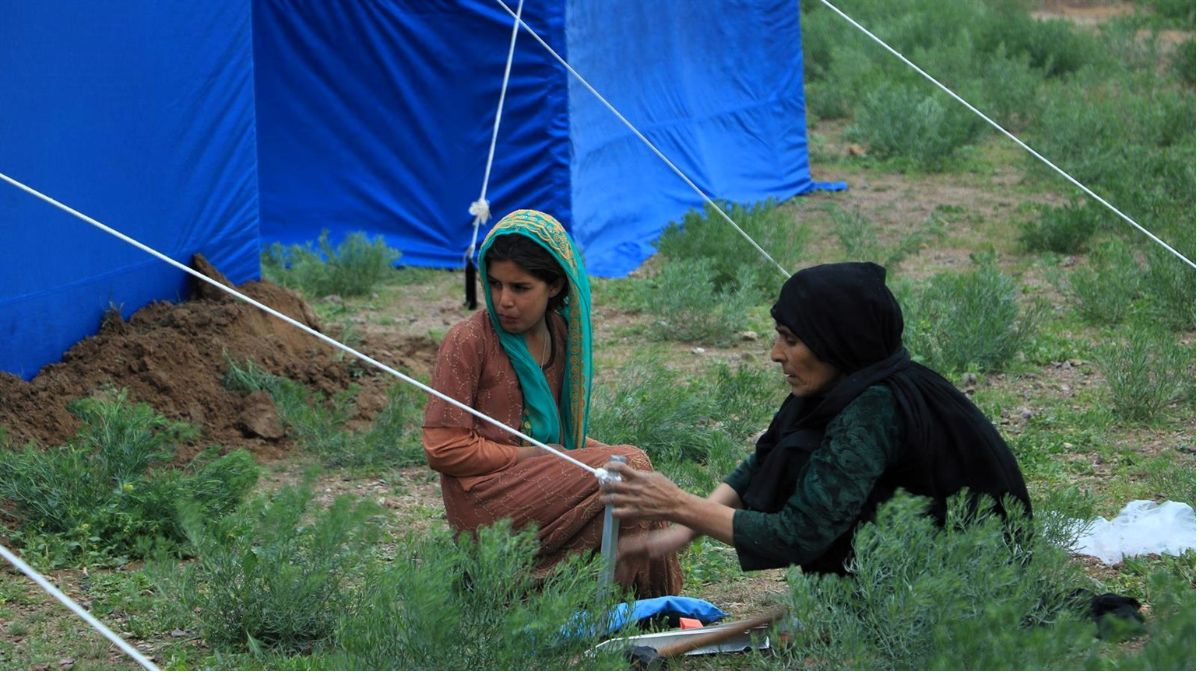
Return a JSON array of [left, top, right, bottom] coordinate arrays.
[[422, 209, 682, 598]]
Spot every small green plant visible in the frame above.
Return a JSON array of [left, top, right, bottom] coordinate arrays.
[[223, 356, 426, 469], [1136, 0, 1197, 27], [847, 83, 984, 170], [1095, 326, 1192, 424], [324, 522, 623, 670], [764, 491, 1194, 670], [156, 483, 382, 653], [904, 258, 1042, 375], [1143, 243, 1197, 332], [1067, 240, 1143, 325], [1169, 37, 1194, 85], [655, 200, 803, 299], [262, 230, 400, 298], [590, 355, 776, 492], [0, 388, 258, 566], [831, 204, 946, 267], [626, 258, 759, 346], [1018, 202, 1102, 254]]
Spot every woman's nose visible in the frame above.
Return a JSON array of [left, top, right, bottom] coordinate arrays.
[[769, 338, 785, 362]]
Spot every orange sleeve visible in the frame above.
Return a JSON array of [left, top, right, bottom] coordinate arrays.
[[422, 426, 520, 476], [422, 318, 521, 476]]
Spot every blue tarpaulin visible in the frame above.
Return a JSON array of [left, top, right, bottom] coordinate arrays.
[[254, 0, 840, 277], [2, 0, 837, 379], [0, 0, 261, 379]]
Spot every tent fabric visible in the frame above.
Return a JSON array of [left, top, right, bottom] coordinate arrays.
[[253, 0, 840, 277], [566, 0, 843, 276], [0, 0, 261, 380], [253, 0, 573, 270], [1, 0, 836, 379]]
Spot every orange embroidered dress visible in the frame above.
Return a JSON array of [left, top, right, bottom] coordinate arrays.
[[422, 210, 681, 598]]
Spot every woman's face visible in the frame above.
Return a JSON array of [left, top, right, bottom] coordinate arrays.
[[770, 323, 842, 397], [487, 260, 564, 336]]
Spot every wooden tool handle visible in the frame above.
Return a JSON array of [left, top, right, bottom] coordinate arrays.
[[654, 605, 788, 658]]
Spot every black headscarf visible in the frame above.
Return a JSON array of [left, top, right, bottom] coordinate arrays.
[[742, 263, 1031, 567]]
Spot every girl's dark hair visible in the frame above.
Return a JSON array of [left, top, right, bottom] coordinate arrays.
[[484, 234, 569, 312]]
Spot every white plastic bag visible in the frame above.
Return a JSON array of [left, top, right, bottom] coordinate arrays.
[[1071, 500, 1196, 565]]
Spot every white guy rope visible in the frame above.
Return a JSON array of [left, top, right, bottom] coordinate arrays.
[[817, 0, 1195, 270], [466, 0, 526, 258], [491, 0, 790, 279], [0, 543, 159, 671], [0, 171, 602, 479]]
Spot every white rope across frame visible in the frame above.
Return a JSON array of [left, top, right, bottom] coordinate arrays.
[[0, 172, 602, 481], [489, 0, 790, 280], [0, 543, 158, 671], [814, 0, 1195, 270]]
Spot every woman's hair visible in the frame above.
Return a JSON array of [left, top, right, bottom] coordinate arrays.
[[484, 233, 569, 312]]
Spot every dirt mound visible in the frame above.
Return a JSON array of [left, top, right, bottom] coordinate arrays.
[[0, 256, 439, 461]]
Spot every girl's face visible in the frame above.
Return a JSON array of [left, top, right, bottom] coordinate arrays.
[[770, 323, 841, 397], [487, 260, 564, 336]]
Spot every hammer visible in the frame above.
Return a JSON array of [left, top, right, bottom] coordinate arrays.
[[626, 605, 788, 670]]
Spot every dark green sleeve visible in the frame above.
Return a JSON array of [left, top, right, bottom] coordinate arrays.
[[722, 449, 759, 497], [730, 385, 902, 570]]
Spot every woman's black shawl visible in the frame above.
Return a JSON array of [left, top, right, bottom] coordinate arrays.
[[741, 262, 1031, 574]]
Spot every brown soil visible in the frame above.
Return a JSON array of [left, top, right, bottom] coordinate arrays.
[[0, 255, 439, 463]]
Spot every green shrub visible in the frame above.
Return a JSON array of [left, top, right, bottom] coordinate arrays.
[[976, 10, 1097, 79], [1170, 37, 1195, 85], [1137, 0, 1197, 26], [655, 200, 800, 299], [157, 484, 382, 653], [831, 204, 946, 267], [262, 230, 400, 298], [224, 356, 426, 469], [904, 258, 1042, 375], [1095, 326, 1193, 424], [0, 388, 258, 566], [1029, 76, 1194, 235], [1143, 243, 1197, 332], [627, 258, 759, 346], [1067, 240, 1143, 325], [325, 522, 623, 670], [1018, 202, 1101, 254], [765, 491, 1188, 670], [848, 83, 984, 170], [590, 355, 776, 492]]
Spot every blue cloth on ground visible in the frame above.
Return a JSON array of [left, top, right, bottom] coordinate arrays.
[[606, 596, 727, 634]]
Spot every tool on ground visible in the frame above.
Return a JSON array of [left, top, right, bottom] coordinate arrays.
[[597, 454, 627, 591], [619, 605, 788, 670]]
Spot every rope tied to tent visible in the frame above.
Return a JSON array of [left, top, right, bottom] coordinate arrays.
[[464, 0, 526, 309], [489, 0, 791, 280]]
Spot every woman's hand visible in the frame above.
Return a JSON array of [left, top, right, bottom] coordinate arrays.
[[618, 525, 695, 563], [603, 462, 740, 547], [600, 461, 690, 521]]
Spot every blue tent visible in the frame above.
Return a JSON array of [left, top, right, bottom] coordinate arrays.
[[0, 1, 261, 380], [255, 0, 839, 276], [1, 0, 835, 379]]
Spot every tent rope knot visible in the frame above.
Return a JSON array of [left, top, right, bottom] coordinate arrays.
[[469, 197, 491, 227]]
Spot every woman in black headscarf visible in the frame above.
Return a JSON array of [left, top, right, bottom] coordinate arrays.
[[601, 262, 1031, 574]]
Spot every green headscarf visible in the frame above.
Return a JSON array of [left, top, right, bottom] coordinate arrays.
[[477, 209, 592, 449]]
